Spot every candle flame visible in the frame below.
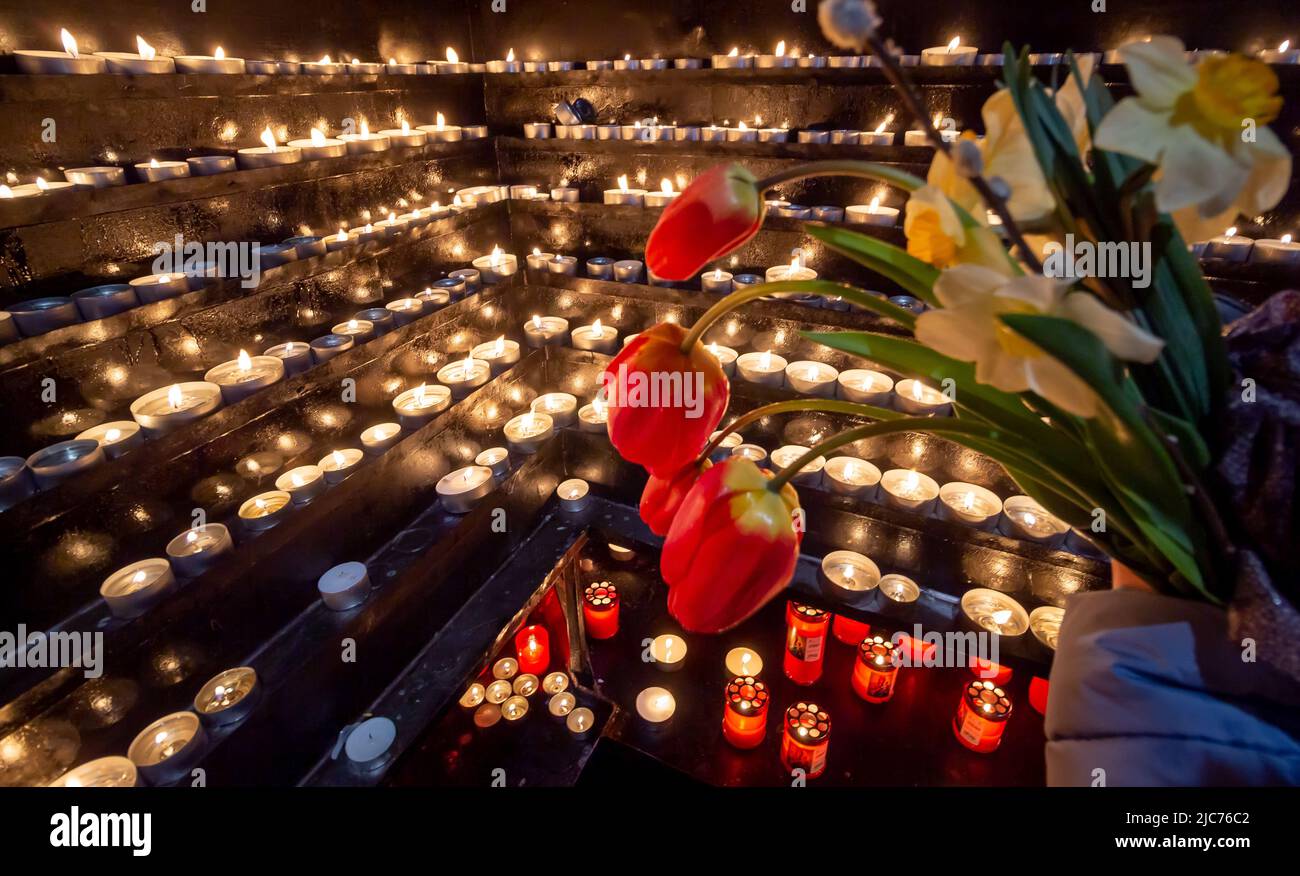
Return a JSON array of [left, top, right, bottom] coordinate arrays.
[[1024, 511, 1038, 526], [494, 336, 505, 355], [759, 350, 772, 369], [1283, 233, 1294, 244], [1226, 226, 1238, 237], [254, 497, 266, 511], [167, 383, 183, 410], [320, 54, 332, 64], [215, 46, 225, 59], [436, 111, 446, 129], [531, 314, 542, 329], [592, 318, 603, 333], [61, 28, 79, 57], [292, 472, 304, 487], [660, 178, 673, 194], [728, 47, 739, 57], [617, 174, 629, 192], [869, 195, 881, 212], [387, 212, 396, 223], [713, 268, 722, 280], [911, 380, 924, 400], [136, 36, 156, 60], [105, 428, 121, 441], [414, 384, 428, 405], [401, 119, 411, 134], [507, 48, 515, 62], [775, 40, 785, 56], [446, 47, 459, 64], [947, 36, 961, 52], [332, 450, 345, 466], [737, 120, 748, 131], [360, 119, 370, 137], [593, 394, 606, 416], [311, 127, 326, 145], [237, 349, 251, 371], [260, 126, 276, 151], [1280, 40, 1291, 52], [490, 245, 502, 267], [336, 228, 347, 240], [186, 529, 198, 543], [903, 470, 919, 493], [149, 158, 160, 168], [522, 410, 536, 431], [991, 609, 1012, 625]]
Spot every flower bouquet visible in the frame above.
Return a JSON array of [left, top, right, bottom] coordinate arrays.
[[601, 0, 1298, 691]]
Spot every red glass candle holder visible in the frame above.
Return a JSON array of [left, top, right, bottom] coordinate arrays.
[[722, 675, 769, 749], [515, 625, 550, 675], [851, 634, 901, 703], [780, 701, 831, 778], [831, 613, 871, 645], [784, 602, 830, 686], [1028, 676, 1050, 715], [953, 680, 1012, 754], [969, 656, 1013, 686], [583, 582, 620, 639]]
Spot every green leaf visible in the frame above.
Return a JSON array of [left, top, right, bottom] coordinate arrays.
[[747, 279, 918, 329], [803, 224, 940, 305]]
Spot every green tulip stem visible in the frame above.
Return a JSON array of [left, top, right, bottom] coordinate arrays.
[[696, 398, 895, 465], [679, 284, 785, 353]]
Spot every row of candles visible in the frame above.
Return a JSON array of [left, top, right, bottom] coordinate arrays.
[[20, 32, 1300, 77], [522, 113, 952, 147], [0, 116, 484, 202], [458, 627, 599, 731], [1196, 227, 1300, 268]]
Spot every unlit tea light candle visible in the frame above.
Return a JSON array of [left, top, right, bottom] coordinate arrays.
[[318, 561, 370, 611]]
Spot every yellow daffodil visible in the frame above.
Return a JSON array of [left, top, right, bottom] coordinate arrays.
[[1094, 37, 1290, 243], [914, 264, 1164, 416], [904, 184, 1011, 273]]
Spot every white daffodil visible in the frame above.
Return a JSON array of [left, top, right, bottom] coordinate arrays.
[[1094, 37, 1290, 243], [904, 184, 1012, 273], [914, 264, 1164, 416]]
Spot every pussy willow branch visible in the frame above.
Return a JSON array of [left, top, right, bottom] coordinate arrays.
[[854, 31, 1045, 275]]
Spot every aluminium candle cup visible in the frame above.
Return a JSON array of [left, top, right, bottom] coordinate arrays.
[[613, 260, 644, 283], [577, 402, 608, 433], [875, 573, 921, 620], [392, 384, 452, 429], [471, 338, 521, 374], [100, 558, 176, 619], [554, 124, 573, 139], [421, 124, 463, 142], [436, 357, 491, 398], [378, 128, 428, 147], [129, 272, 189, 303], [960, 588, 1030, 640], [1000, 495, 1070, 547], [701, 270, 734, 294], [164, 523, 234, 578], [238, 490, 292, 532], [921, 45, 979, 65], [49, 757, 139, 788], [467, 125, 491, 139], [818, 550, 882, 606], [416, 287, 453, 311], [785, 360, 840, 397], [194, 667, 260, 728], [130, 382, 223, 436], [705, 344, 738, 377], [895, 378, 953, 415], [258, 242, 297, 269], [275, 464, 327, 503], [548, 60, 575, 71], [128, 712, 206, 786], [174, 54, 247, 74], [318, 448, 364, 484], [846, 203, 901, 226], [0, 457, 35, 510], [708, 432, 744, 463], [286, 137, 347, 160], [476, 447, 511, 479], [673, 125, 702, 141], [382, 61, 415, 74], [532, 393, 579, 428], [6, 179, 75, 197], [359, 423, 403, 455], [797, 130, 831, 144], [523, 60, 547, 72], [385, 298, 425, 327], [770, 445, 825, 487], [586, 257, 616, 279], [640, 58, 669, 70], [839, 370, 893, 408], [828, 54, 862, 67], [354, 308, 395, 336], [736, 447, 772, 469], [569, 124, 596, 140], [94, 52, 175, 74], [613, 57, 640, 70], [1028, 606, 1066, 659], [504, 411, 555, 454], [556, 478, 592, 513], [63, 166, 126, 188], [76, 420, 144, 459], [547, 255, 579, 276], [938, 482, 1004, 530], [283, 235, 327, 259], [325, 231, 354, 251], [471, 253, 519, 284], [13, 50, 108, 74], [758, 128, 790, 143], [9, 297, 81, 335], [596, 124, 621, 140], [858, 130, 895, 146], [523, 316, 569, 347], [726, 126, 758, 143], [0, 312, 17, 345], [71, 284, 138, 320], [1201, 233, 1254, 262], [1250, 238, 1300, 266], [736, 351, 788, 387], [449, 268, 482, 292], [823, 456, 882, 500], [570, 323, 620, 353], [235, 144, 303, 169], [712, 53, 754, 69], [244, 60, 279, 74], [432, 276, 468, 301], [880, 469, 941, 513], [332, 319, 375, 344], [263, 341, 313, 375], [204, 354, 286, 405], [317, 561, 371, 611], [26, 440, 105, 490], [604, 186, 647, 206], [550, 186, 579, 202], [524, 122, 554, 138], [674, 58, 704, 68], [437, 465, 496, 513]]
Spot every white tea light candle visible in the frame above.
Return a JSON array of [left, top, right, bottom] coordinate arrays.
[[437, 465, 495, 513], [317, 561, 370, 611], [100, 558, 175, 618], [824, 456, 882, 498], [276, 464, 326, 503], [880, 468, 941, 512]]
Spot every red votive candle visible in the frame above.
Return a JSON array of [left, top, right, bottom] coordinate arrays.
[[515, 625, 550, 675], [851, 634, 901, 703], [583, 582, 620, 639], [1028, 676, 1050, 715], [780, 701, 831, 778], [832, 613, 871, 645], [722, 675, 770, 749], [969, 656, 1013, 686], [953, 680, 1012, 754], [784, 602, 831, 686]]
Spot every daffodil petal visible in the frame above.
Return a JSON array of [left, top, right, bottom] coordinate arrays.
[[932, 263, 1009, 308], [1154, 128, 1248, 214], [1094, 98, 1171, 163], [1120, 36, 1195, 107], [1062, 293, 1165, 363], [915, 306, 998, 363], [1026, 357, 1098, 417]]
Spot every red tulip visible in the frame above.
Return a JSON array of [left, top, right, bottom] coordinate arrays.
[[645, 163, 764, 281], [640, 458, 711, 537], [603, 322, 729, 477], [662, 458, 803, 632]]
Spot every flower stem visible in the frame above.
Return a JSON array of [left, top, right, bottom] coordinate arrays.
[[679, 284, 782, 353], [697, 398, 897, 463], [754, 160, 923, 194]]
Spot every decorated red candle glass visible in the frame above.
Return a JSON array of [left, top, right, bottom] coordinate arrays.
[[583, 582, 620, 640], [515, 625, 550, 675], [722, 675, 769, 750], [851, 634, 902, 703], [953, 680, 1013, 754], [780, 702, 831, 778], [784, 602, 831, 686]]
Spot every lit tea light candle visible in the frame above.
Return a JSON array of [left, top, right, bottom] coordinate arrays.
[[287, 127, 348, 160], [699, 342, 738, 378], [1201, 226, 1253, 261], [471, 336, 521, 375], [819, 550, 881, 600], [373, 212, 409, 237], [1029, 606, 1065, 652], [543, 672, 570, 695], [922, 36, 978, 65], [332, 318, 375, 344], [724, 646, 763, 678], [15, 28, 107, 73], [567, 707, 595, 734], [880, 468, 940, 512], [174, 45, 245, 74], [419, 112, 463, 142], [378, 120, 427, 147], [557, 477, 590, 512], [765, 251, 817, 284], [1259, 39, 1299, 64], [134, 158, 190, 182], [360, 423, 403, 455], [500, 696, 528, 721], [238, 490, 292, 532], [317, 561, 370, 611], [797, 129, 830, 144], [516, 625, 550, 674], [859, 115, 896, 146], [384, 298, 425, 328], [339, 120, 390, 154], [437, 353, 491, 398], [547, 255, 578, 276], [938, 482, 1003, 529], [551, 180, 579, 201], [301, 54, 343, 74], [613, 259, 644, 283], [894, 378, 952, 415], [94, 35, 174, 73], [532, 392, 579, 427], [823, 456, 882, 499], [780, 702, 831, 778], [548, 691, 577, 716], [513, 673, 540, 697], [1250, 233, 1300, 266], [846, 196, 900, 226], [523, 314, 569, 348], [732, 443, 768, 466], [275, 464, 326, 503], [76, 420, 143, 459], [310, 333, 354, 363], [837, 368, 894, 405], [953, 680, 1012, 754], [100, 558, 176, 618], [649, 634, 687, 672], [726, 119, 758, 142], [707, 430, 744, 462], [194, 666, 259, 726], [471, 245, 519, 284], [493, 658, 519, 680], [571, 318, 619, 353], [258, 341, 311, 376], [712, 47, 753, 69], [636, 687, 677, 723], [165, 523, 234, 577], [204, 349, 286, 405], [436, 465, 495, 513], [504, 410, 554, 453], [603, 174, 647, 206], [526, 248, 555, 271], [701, 268, 734, 294], [392, 383, 451, 429], [237, 126, 302, 169], [770, 445, 825, 486], [129, 272, 189, 303], [960, 588, 1030, 637], [784, 360, 840, 397], [476, 446, 511, 478], [318, 448, 363, 484], [644, 178, 681, 208], [576, 391, 609, 431], [128, 712, 206, 785], [736, 349, 787, 387], [49, 757, 138, 788], [877, 574, 921, 618], [460, 683, 486, 707], [1000, 495, 1069, 545], [3, 175, 74, 197], [130, 382, 223, 436]]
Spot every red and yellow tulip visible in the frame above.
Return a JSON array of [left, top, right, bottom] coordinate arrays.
[[639, 459, 710, 537], [645, 163, 764, 280]]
